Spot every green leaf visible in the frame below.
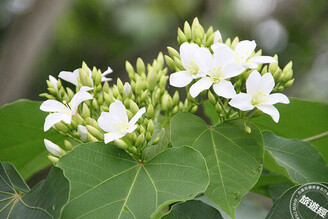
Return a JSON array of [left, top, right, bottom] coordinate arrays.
[[170, 112, 264, 218], [0, 162, 69, 219], [250, 98, 328, 162], [0, 100, 67, 179], [57, 143, 209, 218], [143, 121, 170, 161], [263, 131, 328, 184], [269, 181, 294, 202], [203, 100, 220, 125], [162, 200, 223, 218]]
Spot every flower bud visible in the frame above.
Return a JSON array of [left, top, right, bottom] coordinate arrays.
[[66, 87, 74, 100], [78, 125, 88, 141], [177, 28, 187, 44], [114, 139, 128, 150], [225, 38, 231, 47], [261, 66, 268, 75], [47, 87, 57, 96], [283, 61, 293, 73], [94, 70, 102, 86], [79, 69, 93, 87], [147, 120, 154, 134], [47, 155, 59, 164], [159, 75, 168, 89], [244, 125, 251, 134], [281, 70, 293, 82], [44, 139, 64, 157], [147, 69, 157, 91], [125, 61, 135, 79], [117, 78, 124, 94], [273, 69, 282, 81], [54, 122, 69, 133], [64, 140, 73, 150], [205, 33, 215, 47], [152, 137, 160, 145], [206, 26, 214, 39], [215, 102, 222, 112], [92, 98, 99, 111], [208, 91, 216, 105], [164, 55, 176, 71], [190, 105, 198, 113], [86, 125, 104, 140], [140, 90, 148, 102], [161, 93, 173, 111], [130, 146, 138, 154], [157, 52, 164, 67], [167, 47, 180, 59], [173, 57, 184, 70], [100, 105, 109, 112], [146, 132, 152, 142], [146, 104, 154, 118], [103, 81, 110, 94], [82, 103, 90, 118], [136, 58, 146, 75], [123, 82, 132, 97], [135, 77, 143, 95], [129, 100, 140, 114], [184, 21, 192, 41], [135, 133, 145, 147], [173, 91, 179, 105], [231, 37, 239, 49], [87, 133, 98, 142], [284, 79, 294, 88], [86, 117, 100, 129], [179, 101, 184, 111]]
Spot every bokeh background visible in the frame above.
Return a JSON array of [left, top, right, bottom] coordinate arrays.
[[0, 0, 327, 217]]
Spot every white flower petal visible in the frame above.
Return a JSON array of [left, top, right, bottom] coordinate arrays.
[[44, 139, 62, 157], [129, 107, 146, 127], [101, 77, 112, 82], [248, 56, 277, 64], [40, 100, 66, 113], [127, 125, 138, 134], [222, 63, 245, 79], [213, 44, 235, 67], [243, 62, 258, 69], [195, 47, 213, 76], [235, 40, 256, 60], [123, 83, 131, 96], [104, 132, 125, 144], [169, 71, 193, 88], [79, 86, 93, 92], [49, 75, 58, 89], [257, 104, 280, 123], [189, 77, 213, 98], [214, 30, 222, 43], [229, 93, 254, 111], [246, 70, 262, 96], [259, 73, 275, 95], [102, 67, 113, 76], [213, 80, 236, 99], [109, 100, 129, 122], [78, 125, 88, 141], [98, 112, 114, 132], [180, 43, 199, 68], [44, 113, 71, 131], [69, 90, 93, 114], [266, 93, 289, 105], [211, 42, 226, 51], [58, 70, 79, 86]]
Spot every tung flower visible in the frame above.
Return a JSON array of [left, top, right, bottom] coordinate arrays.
[[49, 75, 58, 90], [44, 139, 63, 157], [190, 44, 244, 98], [59, 67, 113, 86], [169, 42, 208, 88], [40, 86, 93, 131], [98, 100, 145, 144], [229, 70, 289, 122], [212, 40, 276, 70]]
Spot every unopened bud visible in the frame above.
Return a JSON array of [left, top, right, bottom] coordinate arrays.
[[162, 93, 173, 111], [64, 140, 73, 150], [147, 104, 154, 118], [284, 79, 295, 88], [123, 82, 132, 97], [54, 122, 69, 133], [126, 109, 134, 120], [172, 106, 179, 115], [114, 139, 128, 150], [173, 57, 184, 70], [140, 90, 148, 102], [135, 133, 145, 146], [215, 102, 222, 112], [173, 91, 179, 105], [190, 105, 198, 113], [245, 125, 251, 134], [137, 58, 146, 75], [281, 70, 293, 82], [273, 69, 282, 81], [47, 155, 59, 164], [86, 125, 103, 140], [283, 61, 293, 73], [87, 133, 98, 142], [147, 120, 154, 134], [129, 100, 140, 114], [184, 21, 192, 41], [208, 91, 216, 105], [44, 139, 64, 157], [117, 78, 124, 94], [82, 103, 90, 118], [79, 69, 93, 87], [167, 47, 180, 59], [147, 69, 157, 91], [164, 55, 176, 71], [135, 77, 143, 95], [177, 28, 187, 44], [231, 37, 239, 49], [146, 132, 152, 142], [152, 137, 160, 145]]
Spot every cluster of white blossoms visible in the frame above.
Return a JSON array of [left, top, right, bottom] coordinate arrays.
[[170, 33, 289, 123]]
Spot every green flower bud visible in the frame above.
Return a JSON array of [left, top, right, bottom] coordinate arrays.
[[66, 87, 74, 100], [94, 70, 102, 86], [172, 106, 179, 115], [177, 28, 187, 44], [184, 99, 189, 109], [82, 61, 89, 72], [139, 126, 146, 135], [136, 58, 146, 75], [82, 103, 90, 118], [205, 33, 215, 47], [274, 85, 285, 92], [284, 78, 295, 88], [117, 78, 124, 94], [165, 55, 176, 71], [157, 52, 164, 67], [225, 38, 231, 47], [281, 70, 293, 82], [167, 47, 180, 59], [244, 125, 251, 134], [87, 133, 98, 142], [146, 104, 154, 118], [54, 122, 69, 132], [46, 80, 55, 89], [173, 57, 184, 70], [146, 132, 152, 142], [190, 105, 198, 113], [129, 100, 140, 114], [234, 79, 242, 89], [144, 118, 149, 126], [273, 69, 282, 81], [283, 61, 293, 73], [184, 21, 192, 41], [215, 102, 222, 112], [39, 93, 55, 100], [86, 125, 103, 140], [126, 109, 134, 120], [172, 91, 179, 105], [125, 61, 135, 79], [112, 85, 119, 98], [135, 77, 143, 95], [130, 146, 138, 154], [140, 90, 148, 102], [123, 82, 132, 97], [152, 137, 160, 145], [103, 81, 110, 94], [59, 87, 66, 98], [92, 98, 98, 110], [147, 69, 157, 92], [231, 37, 239, 49], [86, 117, 100, 129], [97, 94, 104, 106], [208, 91, 216, 105], [205, 26, 214, 38], [47, 155, 59, 164], [114, 139, 128, 150], [64, 140, 73, 150], [147, 120, 154, 134], [100, 105, 109, 112], [178, 101, 184, 111], [47, 87, 57, 96], [161, 93, 173, 111], [261, 66, 268, 75], [159, 75, 168, 89], [79, 69, 93, 87], [269, 62, 279, 75], [135, 133, 145, 147]]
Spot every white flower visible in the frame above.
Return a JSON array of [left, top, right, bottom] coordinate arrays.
[[189, 44, 244, 98], [58, 67, 113, 86], [78, 125, 88, 141], [123, 82, 132, 96], [229, 70, 289, 123], [212, 40, 276, 70], [40, 86, 93, 131], [49, 75, 58, 90], [44, 139, 62, 157], [169, 42, 208, 88], [98, 100, 146, 143]]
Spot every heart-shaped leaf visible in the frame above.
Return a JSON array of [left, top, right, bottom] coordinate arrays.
[[170, 112, 264, 218], [57, 143, 209, 218], [0, 162, 69, 219]]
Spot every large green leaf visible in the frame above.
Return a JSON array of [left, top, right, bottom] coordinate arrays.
[[0, 162, 69, 219], [263, 131, 328, 184], [57, 142, 209, 218], [0, 100, 67, 179], [170, 112, 264, 218], [162, 200, 223, 218], [250, 98, 328, 162]]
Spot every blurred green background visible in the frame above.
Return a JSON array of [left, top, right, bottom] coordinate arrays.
[[0, 0, 327, 217], [1, 0, 328, 106]]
